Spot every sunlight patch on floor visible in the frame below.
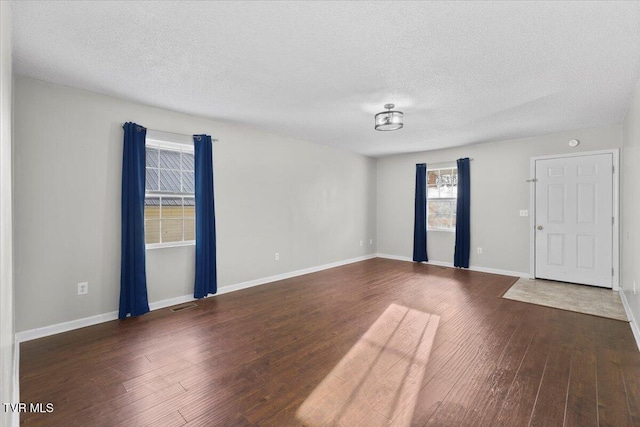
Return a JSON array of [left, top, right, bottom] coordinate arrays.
[[296, 303, 439, 426]]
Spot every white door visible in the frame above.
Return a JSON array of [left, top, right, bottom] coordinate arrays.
[[534, 153, 613, 288]]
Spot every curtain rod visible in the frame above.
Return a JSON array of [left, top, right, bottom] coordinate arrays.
[[428, 158, 474, 164], [121, 123, 219, 142]]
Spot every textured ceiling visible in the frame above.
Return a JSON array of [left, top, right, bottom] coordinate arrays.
[[10, 1, 640, 157]]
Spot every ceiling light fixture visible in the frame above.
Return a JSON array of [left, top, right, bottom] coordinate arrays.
[[375, 103, 403, 131]]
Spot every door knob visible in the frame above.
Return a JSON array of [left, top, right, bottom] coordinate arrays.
[[537, 225, 543, 230]]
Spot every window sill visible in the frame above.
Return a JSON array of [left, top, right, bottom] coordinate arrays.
[[146, 241, 195, 250], [428, 228, 455, 233]]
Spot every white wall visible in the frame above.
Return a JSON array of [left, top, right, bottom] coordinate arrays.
[[0, 2, 15, 425], [377, 125, 622, 274], [622, 79, 640, 330], [13, 76, 377, 332]]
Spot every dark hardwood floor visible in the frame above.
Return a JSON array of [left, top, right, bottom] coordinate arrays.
[[19, 258, 640, 426]]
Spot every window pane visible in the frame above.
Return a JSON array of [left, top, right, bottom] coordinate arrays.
[[145, 220, 160, 244], [428, 184, 439, 199], [428, 200, 456, 230], [428, 200, 451, 218], [146, 147, 158, 168], [439, 186, 453, 198], [161, 219, 183, 243], [441, 169, 451, 182], [451, 168, 458, 198], [427, 170, 439, 198], [184, 219, 195, 241], [440, 168, 458, 198], [427, 170, 439, 186], [161, 197, 183, 219], [442, 169, 455, 184], [144, 142, 197, 246], [159, 149, 181, 169], [144, 197, 160, 219], [183, 203, 195, 219], [182, 171, 195, 193], [182, 152, 195, 171], [159, 169, 181, 192], [146, 168, 159, 191], [439, 170, 455, 198]]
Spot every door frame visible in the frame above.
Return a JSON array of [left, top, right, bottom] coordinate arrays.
[[528, 149, 620, 290]]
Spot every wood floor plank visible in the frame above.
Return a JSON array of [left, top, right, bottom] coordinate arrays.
[[597, 348, 634, 427], [391, 375, 456, 427], [528, 346, 572, 427], [423, 301, 523, 426], [490, 335, 551, 427], [564, 349, 598, 427], [621, 351, 640, 426], [18, 258, 640, 426], [145, 411, 187, 427], [461, 316, 538, 426]]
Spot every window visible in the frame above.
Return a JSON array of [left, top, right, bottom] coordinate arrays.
[[427, 167, 457, 231], [144, 139, 195, 247]]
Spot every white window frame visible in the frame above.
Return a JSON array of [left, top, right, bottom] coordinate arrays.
[[427, 166, 458, 232], [145, 137, 195, 249]]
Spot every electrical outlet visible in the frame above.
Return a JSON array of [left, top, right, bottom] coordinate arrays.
[[369, 239, 373, 245], [477, 247, 483, 254], [519, 210, 528, 217], [275, 252, 279, 261], [78, 282, 88, 295], [634, 280, 637, 295], [360, 240, 363, 246]]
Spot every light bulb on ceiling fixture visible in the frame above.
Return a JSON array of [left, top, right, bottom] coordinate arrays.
[[375, 103, 403, 131]]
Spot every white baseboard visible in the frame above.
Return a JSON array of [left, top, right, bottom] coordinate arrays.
[[619, 290, 640, 352], [148, 294, 196, 311], [375, 253, 413, 263], [375, 253, 529, 278], [214, 254, 376, 296], [15, 254, 377, 343], [15, 310, 119, 343]]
